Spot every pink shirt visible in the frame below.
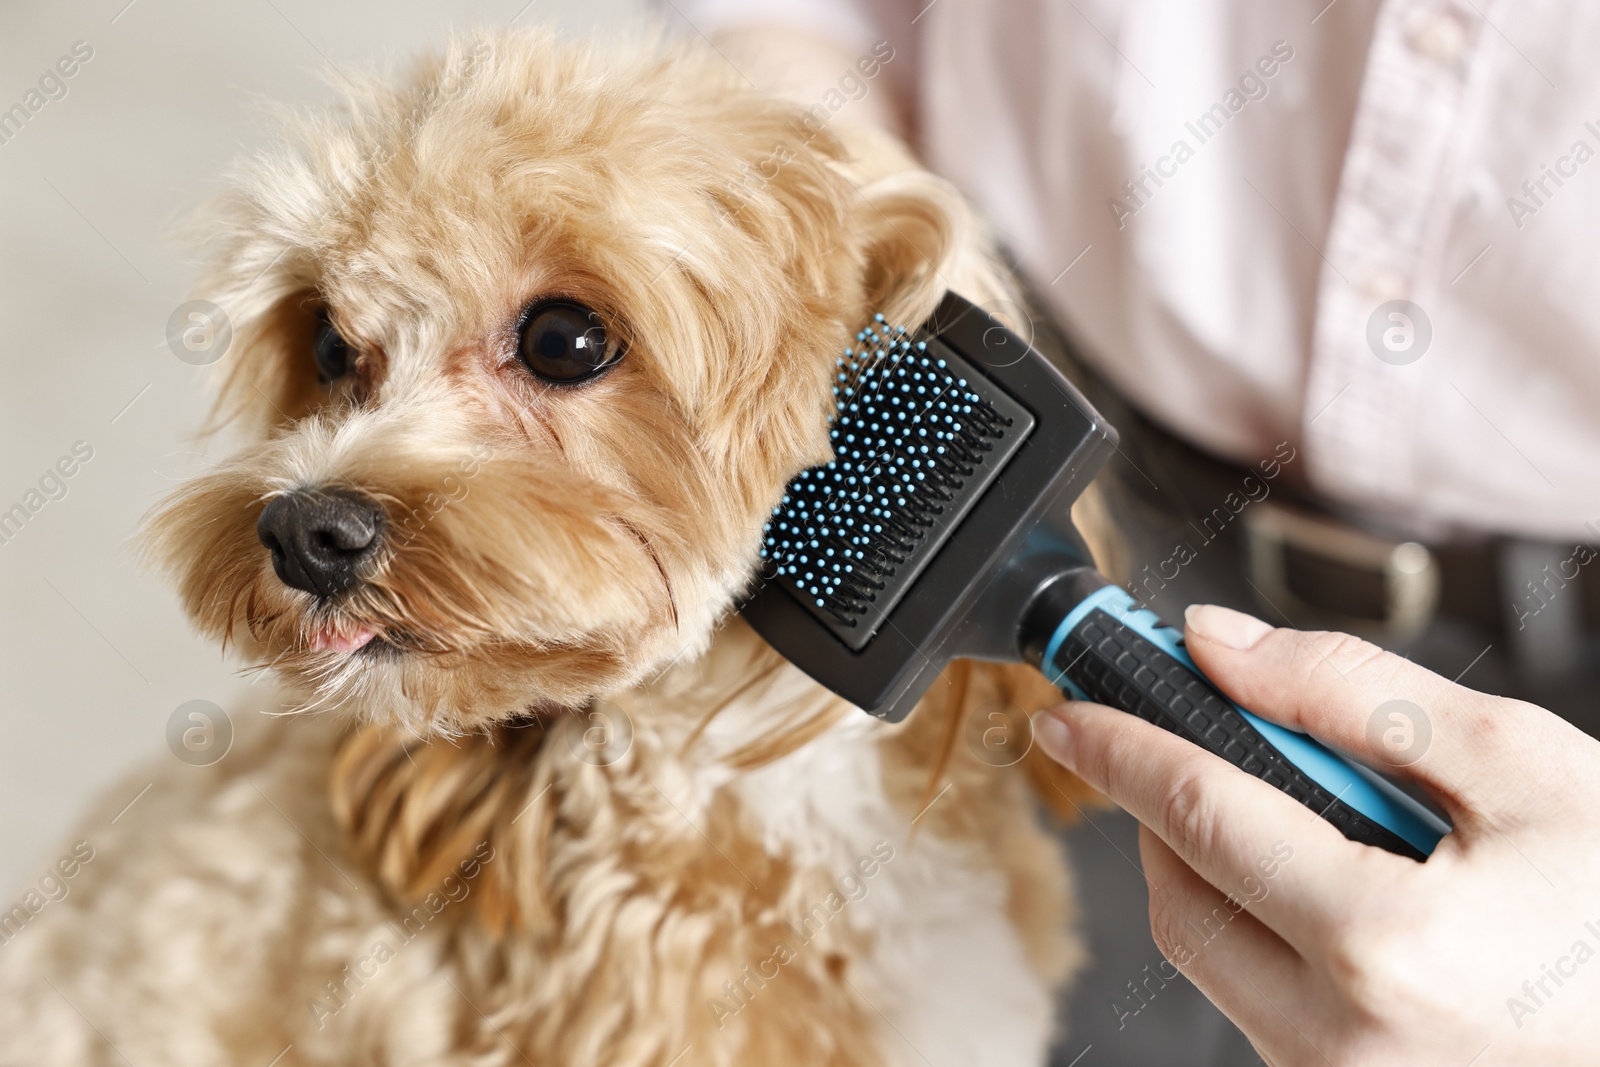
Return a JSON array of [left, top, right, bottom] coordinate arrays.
[[677, 0, 1600, 541]]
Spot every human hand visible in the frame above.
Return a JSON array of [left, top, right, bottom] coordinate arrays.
[[1033, 604, 1600, 1066]]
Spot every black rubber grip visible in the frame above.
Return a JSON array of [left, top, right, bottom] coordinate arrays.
[[1052, 609, 1426, 861]]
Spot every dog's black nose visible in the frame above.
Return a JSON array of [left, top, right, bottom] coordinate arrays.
[[256, 489, 383, 597]]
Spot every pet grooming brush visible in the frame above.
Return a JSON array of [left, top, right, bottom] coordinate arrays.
[[741, 293, 1449, 860]]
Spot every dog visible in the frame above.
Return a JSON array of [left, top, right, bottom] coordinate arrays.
[[0, 28, 1110, 1066]]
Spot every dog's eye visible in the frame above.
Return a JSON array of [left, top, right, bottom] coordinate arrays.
[[517, 301, 619, 384], [313, 315, 355, 383]]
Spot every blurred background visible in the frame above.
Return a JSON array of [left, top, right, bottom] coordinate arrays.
[[0, 0, 641, 893]]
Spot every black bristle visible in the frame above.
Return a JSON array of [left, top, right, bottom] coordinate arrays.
[[758, 314, 1028, 642]]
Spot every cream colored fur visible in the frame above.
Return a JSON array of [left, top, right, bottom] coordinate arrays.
[[0, 28, 1100, 1066]]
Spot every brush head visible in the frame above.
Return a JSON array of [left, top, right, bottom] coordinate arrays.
[[741, 292, 1119, 722], [759, 314, 1035, 650]]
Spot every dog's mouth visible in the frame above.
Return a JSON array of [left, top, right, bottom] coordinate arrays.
[[296, 616, 438, 659], [307, 621, 379, 655]]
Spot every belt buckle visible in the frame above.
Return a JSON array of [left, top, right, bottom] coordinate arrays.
[[1244, 501, 1440, 639]]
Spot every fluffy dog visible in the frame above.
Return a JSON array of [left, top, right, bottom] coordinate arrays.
[[0, 28, 1105, 1067]]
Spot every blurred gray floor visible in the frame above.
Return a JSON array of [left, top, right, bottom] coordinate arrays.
[[1055, 810, 1263, 1066]]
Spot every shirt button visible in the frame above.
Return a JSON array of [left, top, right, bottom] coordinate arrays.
[[1410, 11, 1468, 64], [1361, 268, 1407, 303]]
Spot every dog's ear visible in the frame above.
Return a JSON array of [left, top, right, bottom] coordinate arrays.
[[175, 152, 334, 438], [852, 169, 972, 329], [669, 105, 1021, 489], [845, 130, 1018, 336], [199, 287, 327, 436], [668, 103, 863, 471]]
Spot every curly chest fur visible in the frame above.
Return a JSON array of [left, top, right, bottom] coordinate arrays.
[[311, 623, 1085, 1067]]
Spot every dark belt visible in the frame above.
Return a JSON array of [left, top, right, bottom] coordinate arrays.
[[1243, 499, 1600, 676]]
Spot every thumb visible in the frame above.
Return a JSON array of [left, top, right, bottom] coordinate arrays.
[[1181, 604, 1554, 827]]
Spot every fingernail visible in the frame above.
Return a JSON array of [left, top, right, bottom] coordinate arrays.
[[1184, 604, 1273, 650], [1031, 709, 1075, 765]]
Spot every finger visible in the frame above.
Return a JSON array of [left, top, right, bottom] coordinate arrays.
[[1035, 700, 1392, 953], [1137, 827, 1328, 1065], [1182, 603, 1568, 822]]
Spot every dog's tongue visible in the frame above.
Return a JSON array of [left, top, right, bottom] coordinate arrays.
[[309, 625, 377, 654]]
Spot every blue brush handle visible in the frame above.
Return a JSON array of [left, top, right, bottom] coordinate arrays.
[[1041, 586, 1449, 859]]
